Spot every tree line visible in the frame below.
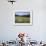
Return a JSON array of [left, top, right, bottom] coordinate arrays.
[[15, 14, 30, 17]]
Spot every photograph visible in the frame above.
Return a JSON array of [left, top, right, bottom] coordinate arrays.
[[15, 11, 32, 25], [15, 12, 30, 23]]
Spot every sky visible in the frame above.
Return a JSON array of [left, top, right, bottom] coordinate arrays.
[[15, 12, 30, 16]]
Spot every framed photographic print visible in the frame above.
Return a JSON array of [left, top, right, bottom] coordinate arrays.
[[14, 10, 33, 26]]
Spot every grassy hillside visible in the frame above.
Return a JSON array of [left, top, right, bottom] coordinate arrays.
[[15, 16, 30, 23]]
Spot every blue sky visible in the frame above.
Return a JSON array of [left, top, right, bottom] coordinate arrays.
[[15, 12, 30, 16]]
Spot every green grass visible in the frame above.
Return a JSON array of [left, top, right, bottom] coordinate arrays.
[[15, 16, 30, 23]]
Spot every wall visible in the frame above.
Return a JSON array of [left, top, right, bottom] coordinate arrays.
[[0, 0, 46, 42]]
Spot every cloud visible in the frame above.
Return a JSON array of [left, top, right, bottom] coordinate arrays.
[[15, 12, 30, 16]]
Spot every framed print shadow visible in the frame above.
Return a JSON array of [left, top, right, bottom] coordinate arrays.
[[14, 10, 33, 26]]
